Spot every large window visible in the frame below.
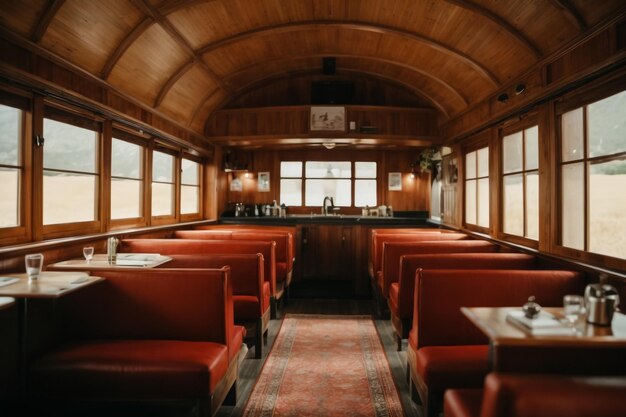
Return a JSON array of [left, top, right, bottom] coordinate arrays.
[[279, 160, 377, 207], [43, 118, 99, 225], [502, 125, 539, 240], [151, 150, 175, 217], [465, 146, 489, 228], [181, 158, 200, 215], [0, 104, 22, 228], [111, 138, 143, 220], [560, 89, 626, 259]]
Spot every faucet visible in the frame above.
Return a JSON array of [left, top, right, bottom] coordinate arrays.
[[322, 196, 334, 215]]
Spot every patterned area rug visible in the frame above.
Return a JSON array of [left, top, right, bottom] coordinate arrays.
[[242, 315, 405, 417]]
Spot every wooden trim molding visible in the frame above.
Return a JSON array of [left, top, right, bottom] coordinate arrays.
[[31, 0, 66, 43]]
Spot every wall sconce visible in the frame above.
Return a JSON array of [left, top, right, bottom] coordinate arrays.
[[244, 172, 252, 179], [410, 163, 417, 179], [322, 141, 336, 150], [515, 84, 526, 95]]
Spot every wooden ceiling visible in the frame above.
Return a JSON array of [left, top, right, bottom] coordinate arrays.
[[1, 0, 625, 140]]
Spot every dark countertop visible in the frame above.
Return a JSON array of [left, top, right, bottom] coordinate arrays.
[[219, 214, 432, 226]]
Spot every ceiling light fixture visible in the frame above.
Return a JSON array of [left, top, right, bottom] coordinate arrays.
[[322, 141, 336, 150]]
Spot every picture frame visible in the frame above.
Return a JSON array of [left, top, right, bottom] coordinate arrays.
[[258, 172, 270, 192], [310, 106, 346, 132], [230, 178, 242, 192], [388, 172, 402, 191]]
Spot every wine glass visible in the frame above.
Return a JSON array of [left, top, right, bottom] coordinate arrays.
[[83, 247, 94, 264], [563, 294, 585, 326]]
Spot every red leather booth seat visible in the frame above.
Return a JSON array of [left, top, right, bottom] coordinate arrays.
[[0, 298, 17, 403], [164, 254, 270, 358], [389, 253, 537, 349], [444, 373, 626, 417], [369, 229, 469, 281], [380, 240, 498, 299], [175, 229, 294, 303], [29, 268, 241, 417], [120, 238, 279, 318], [407, 269, 584, 417]]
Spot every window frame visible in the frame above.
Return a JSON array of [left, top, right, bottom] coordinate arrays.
[[498, 118, 540, 249], [554, 81, 626, 269], [41, 105, 103, 240], [463, 139, 490, 234], [109, 129, 148, 230], [179, 153, 203, 222], [0, 92, 32, 246], [150, 146, 179, 225]]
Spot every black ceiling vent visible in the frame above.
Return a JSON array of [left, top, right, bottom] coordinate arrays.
[[311, 81, 354, 104], [322, 57, 336, 75]]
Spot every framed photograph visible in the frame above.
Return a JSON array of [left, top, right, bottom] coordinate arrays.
[[258, 172, 270, 192], [388, 172, 402, 191], [230, 178, 242, 192], [310, 106, 346, 132]]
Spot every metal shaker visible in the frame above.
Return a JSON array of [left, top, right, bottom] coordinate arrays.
[[584, 283, 620, 326]]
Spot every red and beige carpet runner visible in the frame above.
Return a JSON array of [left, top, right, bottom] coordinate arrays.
[[242, 315, 405, 417]]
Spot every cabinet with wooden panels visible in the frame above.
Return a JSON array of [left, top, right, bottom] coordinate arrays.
[[296, 225, 354, 282]]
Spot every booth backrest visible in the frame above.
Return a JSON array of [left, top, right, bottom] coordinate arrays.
[[164, 253, 264, 300], [121, 238, 277, 295], [381, 240, 497, 297], [414, 269, 585, 348], [59, 268, 233, 345], [395, 253, 537, 318], [371, 231, 469, 279]]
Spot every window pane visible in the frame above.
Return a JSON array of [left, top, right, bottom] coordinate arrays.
[[588, 90, 626, 158], [152, 183, 174, 216], [355, 162, 377, 178], [562, 108, 584, 162], [355, 179, 377, 207], [111, 178, 141, 219], [305, 179, 351, 206], [465, 179, 476, 224], [181, 185, 199, 214], [526, 172, 539, 240], [280, 161, 302, 178], [305, 161, 351, 178], [589, 159, 626, 259], [503, 132, 523, 174], [525, 126, 539, 170], [181, 159, 199, 185], [44, 119, 97, 173], [0, 167, 19, 227], [477, 147, 489, 177], [0, 105, 20, 166], [465, 151, 476, 179], [477, 177, 490, 227], [503, 174, 523, 236], [111, 139, 142, 179], [43, 171, 96, 224], [561, 163, 584, 250], [153, 151, 174, 182], [280, 179, 302, 206]]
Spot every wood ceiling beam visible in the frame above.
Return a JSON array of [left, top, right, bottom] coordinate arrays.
[[444, 0, 542, 59], [101, 18, 153, 79], [154, 59, 196, 107], [31, 0, 65, 43], [195, 20, 500, 87], [549, 0, 587, 30], [157, 0, 219, 16], [224, 53, 469, 108], [189, 87, 222, 129]]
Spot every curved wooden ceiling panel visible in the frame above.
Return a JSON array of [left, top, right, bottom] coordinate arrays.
[[40, 0, 144, 74], [108, 23, 189, 105], [0, 0, 47, 37], [189, 88, 227, 131]]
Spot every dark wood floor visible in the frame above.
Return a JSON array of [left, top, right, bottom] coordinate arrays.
[[216, 298, 422, 417]]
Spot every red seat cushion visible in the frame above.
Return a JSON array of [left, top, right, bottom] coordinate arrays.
[[444, 389, 483, 417], [230, 325, 246, 362], [415, 345, 489, 391], [234, 295, 262, 320], [30, 340, 229, 398], [389, 282, 400, 316], [276, 262, 287, 283]]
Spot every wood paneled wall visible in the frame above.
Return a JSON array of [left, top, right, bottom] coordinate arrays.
[[219, 148, 431, 216]]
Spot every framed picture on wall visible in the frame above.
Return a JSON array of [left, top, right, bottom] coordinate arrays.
[[388, 172, 402, 191], [310, 106, 346, 132], [230, 178, 242, 192], [258, 172, 270, 192]]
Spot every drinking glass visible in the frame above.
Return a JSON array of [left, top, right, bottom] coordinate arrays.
[[83, 246, 94, 264], [25, 253, 44, 282], [563, 294, 585, 325]]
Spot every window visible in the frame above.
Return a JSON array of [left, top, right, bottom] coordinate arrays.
[[280, 160, 378, 207], [181, 158, 200, 215], [111, 138, 143, 220], [465, 146, 489, 228], [0, 104, 22, 228], [152, 150, 175, 217], [43, 118, 99, 225], [560, 89, 626, 259], [502, 125, 539, 240]]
